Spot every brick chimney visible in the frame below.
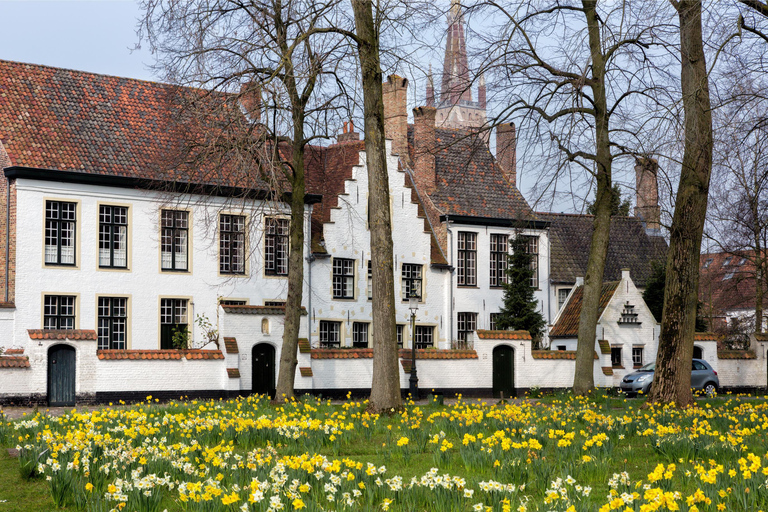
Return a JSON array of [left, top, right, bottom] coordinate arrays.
[[412, 106, 437, 194], [337, 121, 360, 143], [496, 122, 517, 187], [239, 82, 262, 123], [634, 157, 661, 231], [383, 75, 409, 160], [478, 73, 486, 109]]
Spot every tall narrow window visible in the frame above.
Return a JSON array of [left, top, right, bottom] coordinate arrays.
[[332, 258, 355, 298], [396, 324, 404, 348], [632, 346, 644, 367], [265, 218, 289, 276], [522, 235, 539, 288], [160, 298, 188, 349], [45, 201, 76, 265], [456, 312, 477, 345], [161, 210, 188, 271], [99, 205, 128, 268], [414, 325, 434, 349], [401, 264, 423, 300], [490, 313, 501, 331], [557, 288, 571, 311], [489, 234, 508, 287], [611, 346, 623, 368], [319, 320, 341, 348], [43, 295, 76, 329], [98, 297, 127, 350], [367, 261, 373, 300], [352, 322, 369, 348], [457, 232, 477, 286], [220, 214, 245, 274]]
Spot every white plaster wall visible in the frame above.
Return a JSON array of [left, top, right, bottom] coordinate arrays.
[[0, 308, 15, 347], [8, 178, 311, 396], [309, 142, 449, 349], [449, 226, 550, 345], [94, 358, 227, 392]]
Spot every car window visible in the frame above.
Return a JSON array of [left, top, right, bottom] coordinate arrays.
[[639, 362, 655, 371], [692, 361, 707, 371]]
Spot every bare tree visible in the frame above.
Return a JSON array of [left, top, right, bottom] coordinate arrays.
[[139, 0, 351, 401], [475, 0, 670, 394], [648, 0, 713, 407], [348, 0, 402, 412]]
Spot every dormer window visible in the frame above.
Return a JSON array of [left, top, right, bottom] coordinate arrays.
[[723, 271, 735, 280], [722, 257, 732, 266], [738, 258, 747, 266], [703, 258, 713, 268], [618, 302, 640, 324]]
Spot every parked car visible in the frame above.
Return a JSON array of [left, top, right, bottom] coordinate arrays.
[[619, 358, 719, 397]]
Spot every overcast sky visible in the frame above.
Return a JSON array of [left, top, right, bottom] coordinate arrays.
[[0, 0, 154, 81]]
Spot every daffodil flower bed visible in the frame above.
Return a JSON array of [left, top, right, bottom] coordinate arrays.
[[2, 394, 768, 511]]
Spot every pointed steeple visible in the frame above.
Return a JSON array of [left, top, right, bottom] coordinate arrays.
[[441, 0, 472, 106], [426, 64, 435, 107]]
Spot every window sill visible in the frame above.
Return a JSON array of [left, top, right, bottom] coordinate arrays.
[[457, 285, 479, 289], [332, 297, 356, 301], [98, 266, 130, 272], [44, 263, 78, 268], [161, 269, 190, 273], [612, 365, 625, 369]]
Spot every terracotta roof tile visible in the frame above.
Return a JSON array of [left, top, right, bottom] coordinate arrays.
[[397, 349, 478, 360], [531, 350, 599, 360], [694, 332, 720, 341], [97, 349, 223, 360], [3, 348, 24, 355], [475, 330, 531, 340], [222, 305, 307, 316], [601, 366, 614, 376], [755, 333, 768, 342], [699, 250, 768, 314], [539, 213, 667, 287], [549, 282, 620, 338], [226, 368, 240, 378], [298, 338, 311, 353], [223, 337, 239, 354], [299, 367, 313, 377], [27, 329, 97, 340], [0, 356, 30, 369], [717, 350, 757, 360], [311, 348, 374, 359], [598, 340, 611, 354]]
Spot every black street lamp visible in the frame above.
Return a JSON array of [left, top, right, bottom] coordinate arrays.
[[408, 297, 419, 399]]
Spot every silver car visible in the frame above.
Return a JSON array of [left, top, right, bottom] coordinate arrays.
[[619, 358, 720, 397]]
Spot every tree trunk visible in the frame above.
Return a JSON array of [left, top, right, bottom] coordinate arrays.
[[649, 0, 712, 407], [351, 0, 402, 411], [275, 118, 307, 402], [573, 0, 613, 395]]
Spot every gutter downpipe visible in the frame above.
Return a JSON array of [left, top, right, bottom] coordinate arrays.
[[5, 177, 9, 304], [446, 217, 454, 348], [306, 206, 313, 343]]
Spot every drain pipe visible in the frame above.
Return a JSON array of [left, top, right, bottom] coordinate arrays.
[[5, 178, 9, 304], [446, 218, 454, 348], [305, 208, 313, 342]]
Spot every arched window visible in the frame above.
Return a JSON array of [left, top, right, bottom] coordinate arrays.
[[693, 346, 703, 359]]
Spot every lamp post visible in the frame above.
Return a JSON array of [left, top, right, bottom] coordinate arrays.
[[408, 297, 419, 399]]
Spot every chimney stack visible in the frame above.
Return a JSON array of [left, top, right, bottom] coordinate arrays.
[[496, 122, 517, 187], [337, 120, 360, 143], [383, 75, 409, 160], [426, 65, 435, 108], [412, 106, 437, 194], [239, 82, 262, 123], [634, 157, 661, 231], [478, 73, 486, 109]]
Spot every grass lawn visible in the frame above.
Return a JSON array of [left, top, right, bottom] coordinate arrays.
[[1, 392, 768, 511]]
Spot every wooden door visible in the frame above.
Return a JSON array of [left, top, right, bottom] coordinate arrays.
[[252, 343, 275, 398], [492, 345, 515, 399], [48, 345, 76, 406]]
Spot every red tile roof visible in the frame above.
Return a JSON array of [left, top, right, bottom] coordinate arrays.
[[299, 367, 313, 377], [226, 368, 240, 378], [223, 337, 239, 354], [97, 349, 224, 360], [717, 350, 757, 360], [398, 349, 478, 360], [298, 338, 311, 353], [601, 366, 614, 376], [598, 339, 611, 354], [0, 356, 30, 369], [531, 350, 599, 360], [3, 348, 24, 355], [222, 305, 307, 316], [694, 332, 720, 341], [28, 329, 97, 340], [699, 250, 768, 315], [311, 348, 374, 359], [475, 330, 531, 340], [549, 282, 620, 338]]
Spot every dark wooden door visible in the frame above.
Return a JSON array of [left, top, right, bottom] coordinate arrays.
[[492, 345, 515, 399], [252, 343, 275, 398], [48, 345, 76, 406]]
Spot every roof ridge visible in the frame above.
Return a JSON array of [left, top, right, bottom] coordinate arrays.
[[0, 58, 172, 88]]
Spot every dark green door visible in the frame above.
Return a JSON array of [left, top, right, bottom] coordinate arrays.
[[492, 345, 515, 399], [252, 343, 275, 398], [48, 345, 76, 406]]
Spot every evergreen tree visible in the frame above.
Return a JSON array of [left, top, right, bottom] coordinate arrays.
[[643, 259, 708, 331], [586, 183, 632, 216], [495, 235, 546, 341]]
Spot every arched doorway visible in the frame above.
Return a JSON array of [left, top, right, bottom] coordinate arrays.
[[492, 345, 515, 399], [48, 345, 76, 406], [693, 346, 703, 359], [252, 343, 275, 398]]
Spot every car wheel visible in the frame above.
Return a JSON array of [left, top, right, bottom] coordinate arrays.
[[703, 382, 717, 397]]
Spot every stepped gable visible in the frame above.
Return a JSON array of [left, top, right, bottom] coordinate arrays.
[[0, 59, 271, 191], [540, 213, 667, 288], [416, 128, 535, 221], [549, 281, 620, 338]]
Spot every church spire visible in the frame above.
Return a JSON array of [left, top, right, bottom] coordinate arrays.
[[441, 0, 472, 106]]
